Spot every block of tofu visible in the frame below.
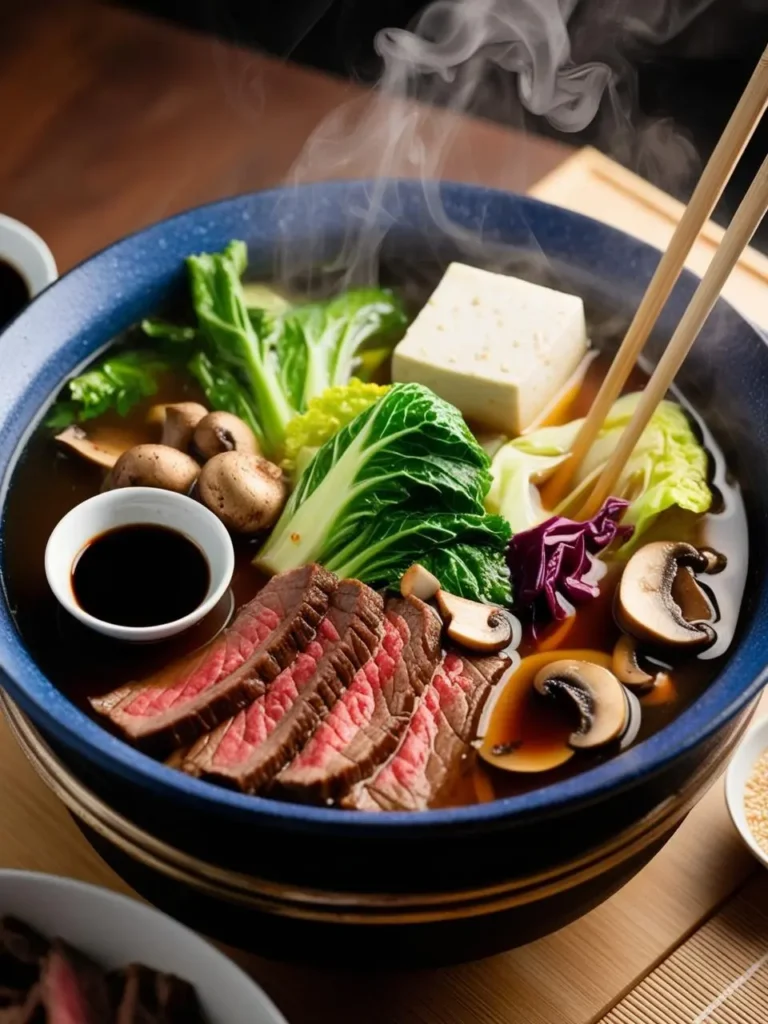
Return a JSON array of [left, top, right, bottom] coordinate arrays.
[[392, 263, 589, 435]]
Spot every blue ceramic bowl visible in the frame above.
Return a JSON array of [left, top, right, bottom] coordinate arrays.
[[0, 181, 766, 959]]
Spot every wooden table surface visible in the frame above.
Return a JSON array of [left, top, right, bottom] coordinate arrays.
[[2, 4, 767, 1024]]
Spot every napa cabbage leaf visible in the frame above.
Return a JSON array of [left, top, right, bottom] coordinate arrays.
[[256, 383, 512, 604], [287, 289, 407, 411], [486, 392, 712, 545]]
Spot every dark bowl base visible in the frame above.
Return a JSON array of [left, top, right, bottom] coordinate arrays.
[[77, 819, 677, 967]]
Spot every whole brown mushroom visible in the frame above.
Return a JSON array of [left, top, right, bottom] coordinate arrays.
[[193, 412, 260, 462], [110, 444, 200, 493], [198, 451, 286, 533]]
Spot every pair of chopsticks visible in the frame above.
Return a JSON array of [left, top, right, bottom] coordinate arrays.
[[548, 43, 768, 520]]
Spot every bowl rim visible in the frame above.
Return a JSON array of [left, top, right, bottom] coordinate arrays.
[[0, 178, 766, 835], [0, 868, 288, 1022]]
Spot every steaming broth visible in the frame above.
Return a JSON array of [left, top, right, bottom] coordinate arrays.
[[2, 304, 747, 807]]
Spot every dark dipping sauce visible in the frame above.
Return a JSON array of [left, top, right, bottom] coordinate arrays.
[[0, 259, 30, 329], [73, 524, 210, 628]]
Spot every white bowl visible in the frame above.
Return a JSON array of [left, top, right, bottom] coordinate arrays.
[[0, 213, 57, 297], [725, 714, 768, 869], [0, 870, 286, 1023], [44, 488, 235, 642]]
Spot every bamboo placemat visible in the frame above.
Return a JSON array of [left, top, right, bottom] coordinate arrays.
[[599, 874, 768, 1024]]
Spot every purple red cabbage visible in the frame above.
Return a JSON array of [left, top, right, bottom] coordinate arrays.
[[508, 497, 633, 628]]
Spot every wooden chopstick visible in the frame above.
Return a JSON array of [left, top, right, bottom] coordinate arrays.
[[578, 150, 768, 521], [545, 43, 768, 507]]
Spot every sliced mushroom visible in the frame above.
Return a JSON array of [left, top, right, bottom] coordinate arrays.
[[400, 564, 440, 601], [612, 634, 667, 693], [156, 402, 208, 451], [55, 425, 125, 470], [193, 412, 260, 461], [435, 590, 516, 653], [533, 660, 630, 750], [198, 451, 286, 533], [615, 541, 716, 650], [700, 547, 727, 575], [110, 444, 200, 493]]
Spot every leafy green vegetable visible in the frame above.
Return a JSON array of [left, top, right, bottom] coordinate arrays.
[[45, 350, 171, 428], [485, 446, 566, 534], [256, 383, 511, 604], [140, 319, 197, 344], [51, 242, 407, 450], [183, 243, 405, 457], [288, 289, 407, 411], [187, 241, 293, 458], [282, 380, 389, 474], [187, 352, 263, 445], [486, 392, 712, 544]]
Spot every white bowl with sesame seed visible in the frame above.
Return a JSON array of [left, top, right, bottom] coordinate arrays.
[[725, 716, 768, 869]]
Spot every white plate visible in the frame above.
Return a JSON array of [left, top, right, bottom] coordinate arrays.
[[725, 715, 768, 869], [0, 870, 287, 1024]]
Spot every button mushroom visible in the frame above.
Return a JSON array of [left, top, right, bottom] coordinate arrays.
[[612, 634, 668, 693], [198, 451, 286, 533], [435, 590, 518, 654], [193, 412, 261, 461], [110, 444, 200, 493], [152, 402, 208, 452], [400, 564, 441, 601], [615, 541, 716, 650], [533, 659, 631, 750]]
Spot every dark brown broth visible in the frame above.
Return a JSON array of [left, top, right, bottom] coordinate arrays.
[[0, 342, 748, 807]]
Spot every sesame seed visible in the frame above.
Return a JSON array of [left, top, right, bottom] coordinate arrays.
[[744, 749, 768, 853]]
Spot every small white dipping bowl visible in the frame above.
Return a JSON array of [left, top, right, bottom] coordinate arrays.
[[725, 714, 768, 869], [0, 212, 57, 298], [0, 870, 286, 1024], [45, 487, 235, 642]]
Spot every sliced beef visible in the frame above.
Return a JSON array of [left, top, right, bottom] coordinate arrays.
[[0, 983, 42, 1024], [41, 940, 111, 1024], [110, 963, 207, 1024], [344, 649, 509, 812], [0, 918, 48, 996], [91, 565, 337, 756], [273, 596, 441, 804], [183, 580, 383, 792]]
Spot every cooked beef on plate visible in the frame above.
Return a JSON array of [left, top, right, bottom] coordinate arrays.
[[0, 917, 206, 1023]]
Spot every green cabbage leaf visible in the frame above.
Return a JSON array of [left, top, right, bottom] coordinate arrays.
[[257, 383, 511, 604], [487, 392, 712, 544]]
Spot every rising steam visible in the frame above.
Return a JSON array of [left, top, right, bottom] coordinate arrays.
[[276, 0, 718, 288]]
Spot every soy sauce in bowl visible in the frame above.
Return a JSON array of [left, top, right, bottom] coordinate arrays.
[[72, 524, 210, 628], [0, 259, 30, 329]]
